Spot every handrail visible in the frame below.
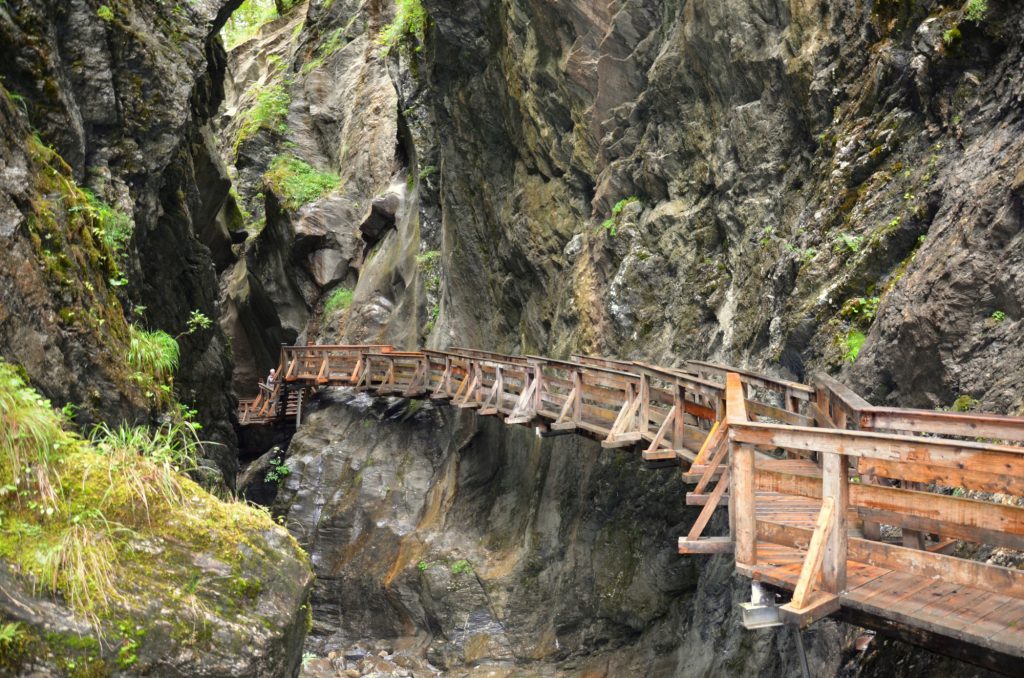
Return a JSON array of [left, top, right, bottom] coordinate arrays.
[[687, 359, 814, 397]]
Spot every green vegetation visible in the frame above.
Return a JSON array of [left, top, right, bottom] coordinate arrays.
[[450, 559, 472, 576], [601, 196, 640, 236], [951, 394, 979, 412], [323, 287, 354, 315], [417, 560, 431, 571], [784, 242, 817, 264], [265, 457, 290, 484], [838, 233, 863, 253], [991, 310, 1006, 323], [417, 250, 441, 333], [128, 326, 179, 385], [79, 190, 133, 270], [302, 23, 355, 73], [233, 83, 290, 153], [842, 330, 866, 363], [0, 360, 304, 656], [840, 296, 880, 326], [965, 0, 987, 22], [264, 155, 340, 210], [222, 0, 297, 49], [943, 26, 961, 46], [379, 0, 429, 48], [96, 5, 114, 22]]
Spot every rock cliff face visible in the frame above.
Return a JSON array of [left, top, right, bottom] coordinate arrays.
[[0, 1, 317, 676], [0, 0, 247, 481], [277, 392, 998, 677], [213, 1, 1023, 676], [224, 0, 1024, 412]]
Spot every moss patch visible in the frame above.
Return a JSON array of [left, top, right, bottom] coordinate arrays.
[[264, 155, 340, 210], [0, 361, 310, 671]]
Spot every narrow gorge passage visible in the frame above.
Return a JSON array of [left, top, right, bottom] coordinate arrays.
[[1, 1, 1023, 677]]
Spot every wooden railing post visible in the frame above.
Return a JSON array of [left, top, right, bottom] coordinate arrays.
[[732, 441, 756, 566], [673, 383, 686, 450], [639, 374, 650, 437], [821, 450, 848, 593], [726, 373, 755, 566]]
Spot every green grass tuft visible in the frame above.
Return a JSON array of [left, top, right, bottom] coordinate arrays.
[[842, 330, 866, 363], [379, 0, 428, 48], [264, 155, 340, 210], [127, 326, 179, 385], [323, 288, 354, 315]]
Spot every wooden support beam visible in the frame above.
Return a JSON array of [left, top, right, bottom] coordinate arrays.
[[678, 536, 734, 554], [733, 443, 757, 566], [757, 520, 1024, 599], [779, 591, 840, 628], [790, 496, 836, 607], [821, 452, 848, 593], [686, 469, 731, 540]]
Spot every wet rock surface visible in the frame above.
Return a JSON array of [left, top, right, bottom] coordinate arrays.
[[0, 0, 245, 480], [277, 390, 858, 676]]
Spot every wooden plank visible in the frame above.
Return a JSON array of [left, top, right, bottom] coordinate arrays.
[[858, 457, 1021, 496], [864, 408, 1024, 442], [746, 400, 814, 426], [790, 497, 836, 608], [692, 421, 722, 466], [689, 360, 814, 397], [730, 421, 1024, 470], [779, 590, 840, 627], [686, 469, 731, 540], [756, 520, 1024, 599], [821, 450, 848, 593], [726, 373, 748, 423], [678, 536, 733, 554], [851, 482, 1024, 539]]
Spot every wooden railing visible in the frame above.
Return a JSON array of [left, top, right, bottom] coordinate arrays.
[[239, 343, 1024, 667], [237, 344, 811, 462]]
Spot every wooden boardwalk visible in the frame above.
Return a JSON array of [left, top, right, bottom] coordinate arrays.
[[239, 344, 1024, 675]]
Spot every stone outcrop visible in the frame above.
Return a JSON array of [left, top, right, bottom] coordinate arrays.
[[0, 0, 247, 481], [218, 2, 1024, 675], [223, 1, 1024, 414], [278, 391, 1004, 676]]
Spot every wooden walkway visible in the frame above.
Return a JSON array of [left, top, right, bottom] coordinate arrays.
[[239, 344, 1024, 675]]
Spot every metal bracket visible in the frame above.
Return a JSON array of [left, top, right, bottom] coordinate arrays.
[[740, 582, 783, 629]]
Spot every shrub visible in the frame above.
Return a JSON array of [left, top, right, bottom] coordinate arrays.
[[265, 457, 290, 484], [81, 190, 133, 267], [951, 395, 978, 412], [965, 0, 987, 22], [233, 83, 290, 153], [840, 296, 880, 325], [264, 155, 340, 210], [97, 5, 114, 22], [0, 361, 293, 627], [0, 360, 74, 510], [842, 330, 866, 363], [128, 326, 179, 385], [222, 0, 284, 49], [324, 287, 354, 315], [991, 310, 1006, 323]]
